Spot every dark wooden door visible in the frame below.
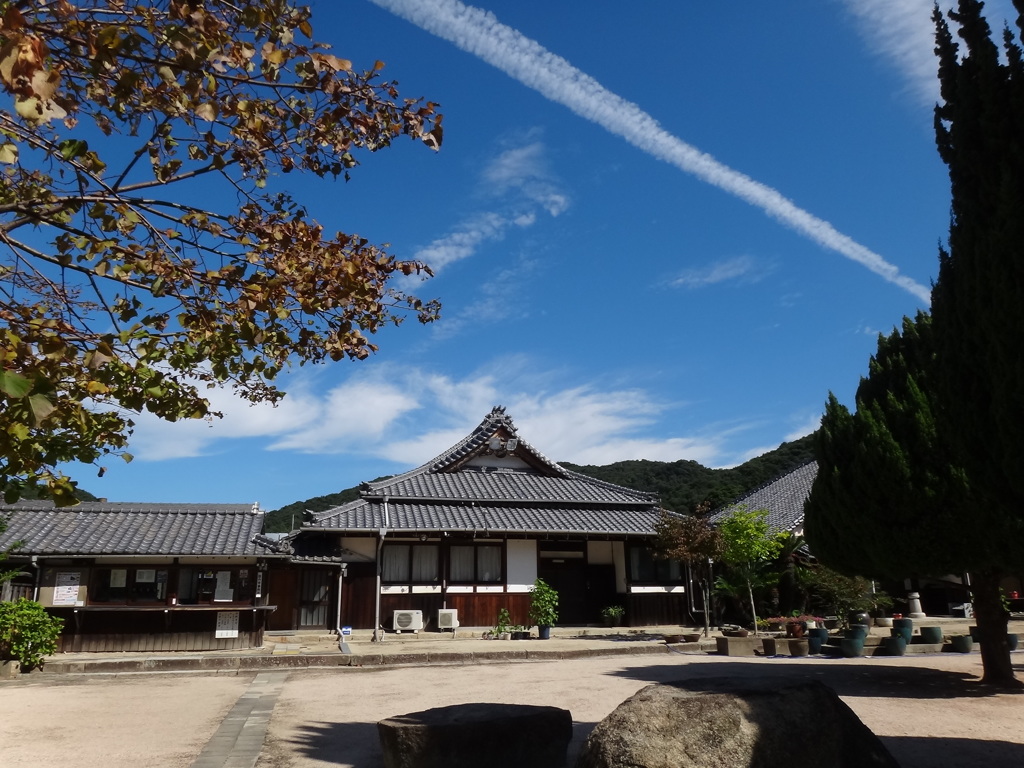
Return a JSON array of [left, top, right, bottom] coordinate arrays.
[[266, 568, 298, 631], [538, 556, 589, 625], [299, 569, 333, 628]]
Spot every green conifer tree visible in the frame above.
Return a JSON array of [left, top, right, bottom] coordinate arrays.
[[929, 0, 1024, 684], [807, 1, 1024, 686]]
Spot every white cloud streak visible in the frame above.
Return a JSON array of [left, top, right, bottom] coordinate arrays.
[[841, 0, 1018, 106], [671, 255, 763, 289], [125, 362, 730, 468], [410, 139, 567, 271], [369, 0, 931, 304]]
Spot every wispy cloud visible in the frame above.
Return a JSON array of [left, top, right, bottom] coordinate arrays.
[[413, 211, 509, 271], [670, 255, 764, 289], [841, 0, 946, 105], [125, 361, 730, 468], [481, 141, 569, 215], [370, 0, 931, 304], [784, 412, 822, 442], [841, 0, 1018, 106], [433, 254, 539, 339], [411, 138, 567, 271]]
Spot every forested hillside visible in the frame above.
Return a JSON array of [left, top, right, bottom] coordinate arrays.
[[262, 433, 816, 532], [564, 432, 816, 514]]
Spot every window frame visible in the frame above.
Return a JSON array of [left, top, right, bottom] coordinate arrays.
[[627, 545, 685, 585], [447, 542, 504, 584]]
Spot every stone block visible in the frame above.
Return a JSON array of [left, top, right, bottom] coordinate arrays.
[[378, 702, 572, 768], [714, 636, 759, 656], [577, 678, 898, 768]]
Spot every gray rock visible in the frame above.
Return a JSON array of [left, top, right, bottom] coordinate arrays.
[[576, 678, 899, 768], [378, 702, 572, 768]]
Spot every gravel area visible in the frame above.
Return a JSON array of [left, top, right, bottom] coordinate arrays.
[[4, 650, 1022, 767]]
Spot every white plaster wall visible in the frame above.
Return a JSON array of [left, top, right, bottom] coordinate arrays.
[[587, 541, 613, 565], [341, 537, 378, 561], [506, 540, 537, 592]]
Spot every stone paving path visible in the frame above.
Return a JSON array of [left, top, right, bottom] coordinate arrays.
[[191, 671, 289, 768]]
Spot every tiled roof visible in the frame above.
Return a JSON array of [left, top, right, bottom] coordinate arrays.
[[308, 407, 662, 537], [402, 405, 567, 477], [710, 461, 818, 534], [312, 499, 662, 536], [363, 466, 655, 505], [0, 501, 271, 557], [252, 532, 374, 564]]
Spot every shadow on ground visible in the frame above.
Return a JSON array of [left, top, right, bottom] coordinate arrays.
[[275, 718, 602, 768], [881, 735, 1024, 767], [607, 658, 1024, 700], [279, 721, 381, 768]]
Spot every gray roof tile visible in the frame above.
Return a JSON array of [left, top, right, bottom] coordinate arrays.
[[711, 461, 817, 534], [0, 501, 269, 557], [308, 407, 661, 537], [313, 499, 662, 536]]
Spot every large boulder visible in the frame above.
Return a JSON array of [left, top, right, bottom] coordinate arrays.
[[576, 678, 898, 768], [378, 702, 572, 768]]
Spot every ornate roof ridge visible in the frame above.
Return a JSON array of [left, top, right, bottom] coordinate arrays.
[[362, 406, 570, 494]]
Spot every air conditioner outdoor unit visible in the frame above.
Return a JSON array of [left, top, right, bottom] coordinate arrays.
[[393, 609, 423, 632], [438, 608, 459, 630]]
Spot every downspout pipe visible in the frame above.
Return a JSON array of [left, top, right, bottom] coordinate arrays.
[[30, 555, 40, 601], [373, 496, 390, 642]]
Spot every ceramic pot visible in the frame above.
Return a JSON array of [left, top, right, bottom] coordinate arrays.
[[891, 625, 913, 645], [840, 637, 864, 657], [788, 638, 810, 657], [920, 626, 943, 645], [807, 635, 824, 654], [1008, 633, 1019, 651], [874, 617, 894, 628], [950, 634, 973, 653], [846, 624, 869, 640], [884, 636, 907, 656]]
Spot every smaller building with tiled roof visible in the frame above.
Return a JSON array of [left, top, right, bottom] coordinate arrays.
[[0, 500, 283, 653]]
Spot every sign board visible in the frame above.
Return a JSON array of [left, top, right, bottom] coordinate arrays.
[[52, 571, 81, 606], [341, 626, 352, 636], [215, 611, 240, 638]]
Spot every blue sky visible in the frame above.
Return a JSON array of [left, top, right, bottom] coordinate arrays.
[[75, 0, 1019, 511]]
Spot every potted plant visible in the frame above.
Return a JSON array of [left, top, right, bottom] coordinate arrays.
[[494, 608, 512, 640], [600, 605, 625, 627], [529, 578, 559, 639]]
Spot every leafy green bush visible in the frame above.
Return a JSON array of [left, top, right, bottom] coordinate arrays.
[[528, 578, 559, 627], [0, 599, 64, 670]]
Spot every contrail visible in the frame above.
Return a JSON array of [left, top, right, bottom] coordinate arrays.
[[369, 0, 932, 304]]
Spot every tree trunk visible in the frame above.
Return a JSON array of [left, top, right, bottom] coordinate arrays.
[[971, 570, 1020, 687]]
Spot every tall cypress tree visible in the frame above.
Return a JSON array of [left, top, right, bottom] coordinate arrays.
[[928, 0, 1024, 684], [808, 0, 1024, 686], [806, 314, 972, 584]]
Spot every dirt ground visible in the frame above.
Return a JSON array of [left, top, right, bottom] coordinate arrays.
[[3, 652, 1024, 767]]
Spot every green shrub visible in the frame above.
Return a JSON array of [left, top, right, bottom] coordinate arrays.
[[528, 578, 559, 627], [0, 598, 64, 670]]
